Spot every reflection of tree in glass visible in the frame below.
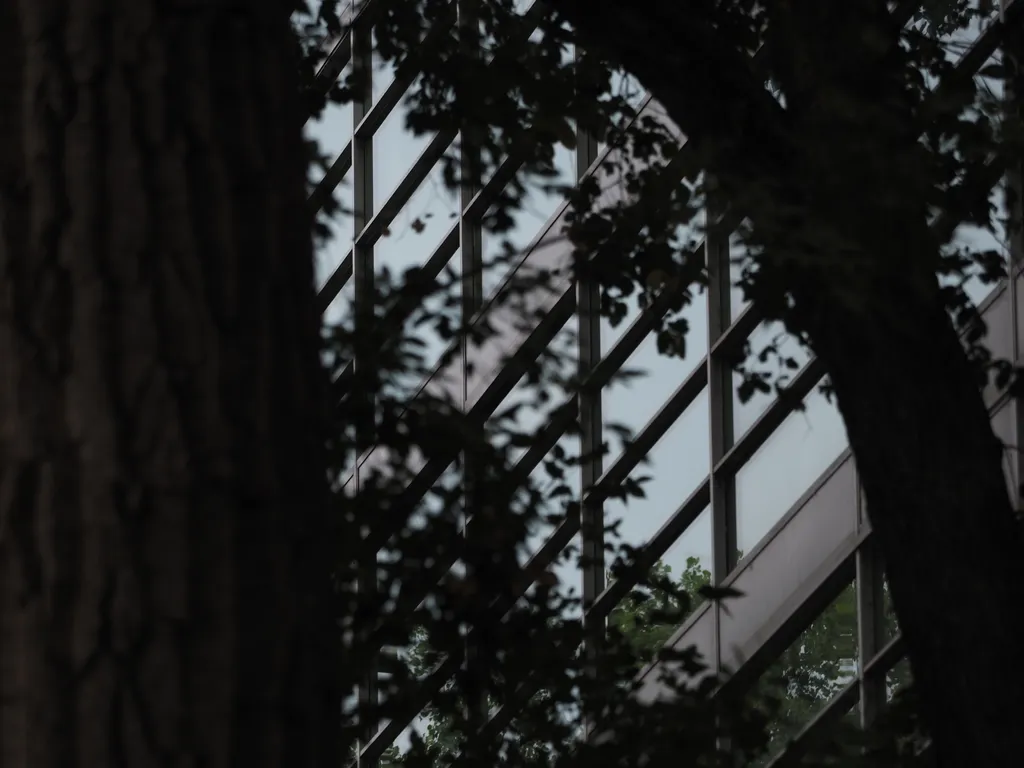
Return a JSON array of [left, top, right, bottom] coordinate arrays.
[[745, 577, 916, 766], [746, 583, 860, 766], [393, 558, 918, 767], [608, 557, 712, 666], [393, 558, 711, 764]]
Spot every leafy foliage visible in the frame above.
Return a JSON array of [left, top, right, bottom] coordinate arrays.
[[293, 1, 1014, 767]]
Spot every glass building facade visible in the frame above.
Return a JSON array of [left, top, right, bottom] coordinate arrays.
[[307, 2, 1023, 764]]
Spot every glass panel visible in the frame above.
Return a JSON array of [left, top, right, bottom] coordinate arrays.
[[606, 389, 710, 566], [608, 507, 710, 667], [490, 347, 576, 467], [733, 321, 813, 439], [375, 163, 459, 271], [735, 383, 848, 556], [932, 0, 998, 59], [598, 70, 648, 155], [594, 68, 650, 155], [403, 250, 460, 381], [375, 161, 461, 373], [730, 223, 753, 322], [746, 582, 859, 767], [480, 144, 575, 299], [950, 180, 1009, 307], [940, 39, 1007, 306], [373, 78, 437, 210], [315, 176, 355, 293], [323, 269, 355, 332], [602, 290, 708, 462], [306, 64, 354, 190], [372, 28, 398, 103], [659, 506, 712, 597], [526, 435, 582, 614]]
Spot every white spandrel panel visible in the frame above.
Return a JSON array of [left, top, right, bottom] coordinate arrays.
[[719, 456, 857, 672], [634, 601, 717, 705]]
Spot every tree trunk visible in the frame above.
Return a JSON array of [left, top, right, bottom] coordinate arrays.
[[0, 2, 338, 767], [796, 267, 1024, 767]]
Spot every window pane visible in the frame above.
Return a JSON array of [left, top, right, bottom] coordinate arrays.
[[729, 223, 752, 322], [608, 506, 711, 667], [733, 321, 812, 439], [602, 290, 708, 464], [746, 582, 859, 767], [375, 161, 461, 372], [950, 180, 1009, 307], [659, 506, 712, 595], [323, 270, 355, 333], [374, 79, 437, 210], [606, 389, 710, 565], [735, 384, 848, 557], [306, 64, 353, 190], [601, 219, 705, 355], [480, 144, 575, 300], [315, 177, 354, 294], [372, 29, 398, 103], [526, 434, 582, 617]]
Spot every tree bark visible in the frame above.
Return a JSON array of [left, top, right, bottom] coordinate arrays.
[[557, 1, 1024, 764], [0, 2, 338, 767]]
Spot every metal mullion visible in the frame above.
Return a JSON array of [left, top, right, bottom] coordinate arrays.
[[704, 203, 735, 760], [706, 217, 736, 587], [321, 131, 534, 321], [855, 538, 887, 730], [351, 19, 379, 767], [315, 0, 550, 246], [861, 632, 906, 681], [456, 0, 489, 732], [576, 105, 605, 737]]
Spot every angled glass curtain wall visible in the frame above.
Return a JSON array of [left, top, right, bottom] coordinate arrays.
[[302, 1, 1024, 764]]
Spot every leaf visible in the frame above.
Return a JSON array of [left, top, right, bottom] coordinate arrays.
[[698, 584, 745, 602]]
